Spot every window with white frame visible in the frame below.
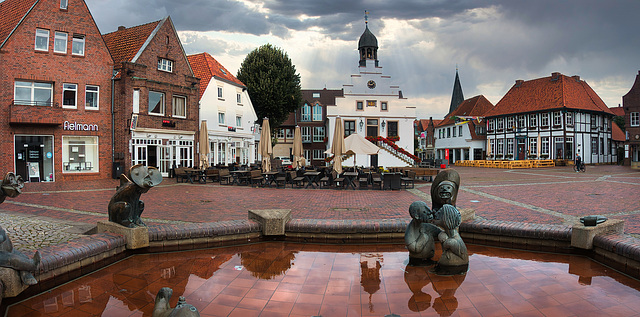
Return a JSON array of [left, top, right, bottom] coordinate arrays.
[[312, 92, 320, 98], [313, 126, 325, 142], [132, 89, 140, 113], [62, 136, 99, 173], [217, 86, 223, 99], [276, 129, 285, 139], [14, 81, 53, 106], [54, 32, 67, 53], [541, 137, 550, 155], [631, 112, 640, 127], [304, 149, 311, 161], [541, 113, 550, 127], [497, 117, 504, 130], [591, 137, 598, 155], [237, 93, 241, 104], [453, 126, 456, 137], [158, 58, 173, 72], [286, 128, 293, 139], [302, 126, 311, 143], [85, 85, 99, 109], [489, 139, 495, 155], [447, 127, 451, 138], [301, 103, 311, 121], [518, 115, 526, 128], [236, 116, 242, 128], [528, 137, 537, 156], [458, 125, 463, 136], [313, 149, 324, 160], [149, 91, 164, 115], [35, 29, 49, 51], [172, 95, 186, 118], [60, 0, 68, 9], [312, 103, 322, 121], [381, 101, 388, 111], [72, 35, 84, 56], [62, 83, 77, 108], [507, 116, 514, 130], [218, 112, 225, 124], [507, 138, 514, 155], [590, 114, 596, 129], [566, 112, 574, 126], [529, 113, 538, 127], [497, 139, 504, 154], [345, 120, 355, 137], [488, 119, 495, 131], [553, 112, 561, 126]]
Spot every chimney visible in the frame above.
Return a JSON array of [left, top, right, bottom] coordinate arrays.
[[551, 72, 561, 81], [572, 75, 581, 82], [118, 26, 126, 31], [515, 80, 524, 87]]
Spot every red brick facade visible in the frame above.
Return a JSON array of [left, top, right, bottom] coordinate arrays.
[[105, 17, 199, 175], [623, 70, 640, 166], [0, 0, 113, 182]]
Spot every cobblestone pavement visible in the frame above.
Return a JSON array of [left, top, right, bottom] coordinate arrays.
[[1, 165, 638, 252]]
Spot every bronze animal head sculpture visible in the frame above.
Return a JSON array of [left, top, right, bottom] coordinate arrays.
[[0, 172, 24, 203]]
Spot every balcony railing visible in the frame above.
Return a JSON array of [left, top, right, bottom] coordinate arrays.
[[9, 101, 63, 125]]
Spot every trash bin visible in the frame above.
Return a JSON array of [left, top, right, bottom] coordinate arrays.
[[112, 162, 123, 179]]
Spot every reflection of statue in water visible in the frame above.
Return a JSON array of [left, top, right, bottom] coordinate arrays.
[[152, 287, 200, 317], [403, 265, 432, 312], [429, 169, 468, 275], [0, 172, 40, 286], [240, 242, 296, 280], [360, 253, 383, 313], [431, 270, 466, 315], [108, 165, 162, 227], [405, 201, 441, 266]]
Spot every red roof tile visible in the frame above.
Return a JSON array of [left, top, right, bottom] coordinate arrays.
[[612, 121, 625, 142], [485, 73, 613, 117], [0, 0, 38, 47], [438, 95, 494, 127], [102, 20, 161, 64], [609, 106, 625, 117], [187, 52, 245, 99]]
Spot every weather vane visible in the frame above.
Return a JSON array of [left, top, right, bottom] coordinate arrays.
[[365, 10, 369, 25]]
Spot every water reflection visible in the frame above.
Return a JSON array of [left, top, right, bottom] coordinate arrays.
[[8, 242, 640, 316]]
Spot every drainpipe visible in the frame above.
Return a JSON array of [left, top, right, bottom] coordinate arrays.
[[111, 71, 117, 167]]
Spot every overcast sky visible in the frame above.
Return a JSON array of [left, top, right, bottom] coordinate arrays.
[[84, 0, 640, 119]]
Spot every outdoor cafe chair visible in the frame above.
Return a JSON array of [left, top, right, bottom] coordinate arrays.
[[219, 169, 232, 185]]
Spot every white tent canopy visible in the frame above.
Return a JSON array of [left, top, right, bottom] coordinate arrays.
[[343, 133, 380, 155]]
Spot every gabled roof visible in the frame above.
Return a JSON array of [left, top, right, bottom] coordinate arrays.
[[612, 121, 625, 142], [0, 0, 38, 48], [102, 19, 162, 64], [187, 52, 245, 99], [485, 72, 613, 117], [301, 89, 343, 107], [609, 106, 625, 117], [438, 95, 494, 127]]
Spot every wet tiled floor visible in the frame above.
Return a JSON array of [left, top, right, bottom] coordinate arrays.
[[9, 242, 640, 317]]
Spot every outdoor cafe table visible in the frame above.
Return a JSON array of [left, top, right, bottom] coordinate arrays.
[[184, 168, 205, 184], [303, 171, 321, 189], [342, 172, 358, 190], [262, 171, 279, 188], [230, 170, 249, 186]]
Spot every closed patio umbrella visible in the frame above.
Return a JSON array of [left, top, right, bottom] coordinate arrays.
[[331, 117, 345, 174], [292, 126, 304, 169], [486, 137, 491, 159], [199, 120, 210, 169], [537, 134, 541, 158], [259, 118, 273, 172]]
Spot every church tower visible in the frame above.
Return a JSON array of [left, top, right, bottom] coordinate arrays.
[[448, 68, 464, 114], [358, 11, 378, 67]]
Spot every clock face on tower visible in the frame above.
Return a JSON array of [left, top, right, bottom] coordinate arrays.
[[367, 80, 376, 89]]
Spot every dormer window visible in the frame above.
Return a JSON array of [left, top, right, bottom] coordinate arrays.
[[158, 58, 173, 72], [60, 0, 68, 10]]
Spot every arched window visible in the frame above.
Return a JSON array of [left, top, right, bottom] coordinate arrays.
[[312, 103, 322, 121], [301, 103, 311, 121]]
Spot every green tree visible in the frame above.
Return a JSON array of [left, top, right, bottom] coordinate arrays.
[[613, 115, 625, 132], [237, 44, 302, 130]]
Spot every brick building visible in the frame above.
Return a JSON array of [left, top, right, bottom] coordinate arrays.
[[103, 17, 199, 177], [276, 89, 343, 167], [0, 0, 113, 182], [623, 70, 640, 168]]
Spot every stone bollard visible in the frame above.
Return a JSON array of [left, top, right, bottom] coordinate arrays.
[[571, 218, 624, 249], [248, 209, 291, 236], [97, 220, 149, 249]]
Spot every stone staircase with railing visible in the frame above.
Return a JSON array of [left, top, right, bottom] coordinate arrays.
[[376, 140, 419, 166]]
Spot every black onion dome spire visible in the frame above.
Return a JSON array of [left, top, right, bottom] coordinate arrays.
[[358, 11, 378, 66]]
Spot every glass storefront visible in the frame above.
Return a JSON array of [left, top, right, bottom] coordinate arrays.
[[14, 135, 54, 182], [62, 136, 99, 173]]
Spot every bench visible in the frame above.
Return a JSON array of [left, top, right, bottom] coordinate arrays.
[[249, 169, 264, 187]]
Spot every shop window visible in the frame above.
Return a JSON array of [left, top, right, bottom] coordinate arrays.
[[85, 85, 99, 109], [35, 29, 49, 51], [62, 136, 99, 173], [14, 81, 53, 106], [149, 91, 164, 115], [72, 35, 84, 56], [62, 83, 77, 108], [158, 58, 173, 72], [54, 32, 67, 53], [172, 95, 186, 118]]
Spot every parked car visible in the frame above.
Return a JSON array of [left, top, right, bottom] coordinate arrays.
[[276, 156, 292, 166]]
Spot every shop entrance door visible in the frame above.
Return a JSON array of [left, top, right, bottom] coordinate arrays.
[[14, 135, 54, 182], [133, 145, 147, 166], [517, 140, 526, 160], [159, 146, 172, 177], [147, 145, 158, 168]]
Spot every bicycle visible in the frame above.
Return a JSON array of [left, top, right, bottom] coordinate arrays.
[[573, 162, 585, 172]]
